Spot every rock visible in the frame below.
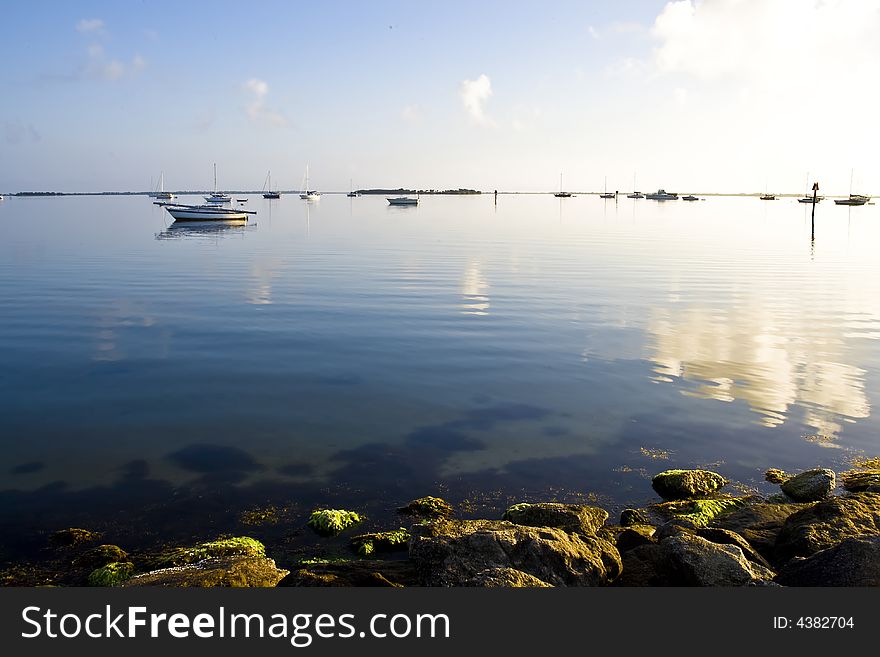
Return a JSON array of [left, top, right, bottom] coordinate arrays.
[[775, 492, 880, 561], [654, 519, 698, 541], [73, 544, 129, 569], [651, 469, 727, 500], [126, 557, 288, 587], [841, 470, 880, 492], [713, 502, 808, 562], [278, 560, 417, 587], [350, 528, 410, 557], [620, 508, 650, 527], [660, 534, 775, 586], [307, 509, 362, 536], [87, 562, 134, 586], [49, 528, 101, 547], [157, 536, 266, 567], [696, 528, 773, 570], [780, 468, 835, 501], [397, 496, 454, 519], [615, 525, 656, 553], [616, 544, 672, 586], [465, 567, 552, 587], [502, 502, 608, 535], [775, 537, 880, 586], [764, 468, 789, 484], [652, 497, 746, 528], [409, 519, 621, 587]]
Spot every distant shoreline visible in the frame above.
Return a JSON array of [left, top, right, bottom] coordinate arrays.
[[3, 190, 869, 198]]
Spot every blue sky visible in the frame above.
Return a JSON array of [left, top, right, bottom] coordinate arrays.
[[2, 1, 879, 193]]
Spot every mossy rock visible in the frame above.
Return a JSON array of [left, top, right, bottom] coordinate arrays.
[[397, 496, 454, 519], [651, 470, 727, 500], [159, 536, 265, 567], [88, 562, 134, 587], [764, 469, 789, 484], [841, 470, 880, 492], [74, 544, 129, 569], [502, 502, 608, 535], [307, 509, 362, 536], [49, 528, 101, 547], [780, 468, 835, 502], [620, 508, 650, 527], [653, 497, 746, 528], [350, 528, 410, 556]]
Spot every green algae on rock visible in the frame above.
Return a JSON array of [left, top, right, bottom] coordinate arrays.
[[350, 528, 410, 557], [126, 557, 288, 587], [87, 561, 134, 587], [779, 468, 835, 502], [397, 496, 454, 519], [159, 536, 266, 567], [73, 544, 129, 569], [49, 528, 102, 547], [764, 469, 789, 484], [502, 502, 608, 535], [654, 497, 746, 528], [307, 509, 363, 536], [651, 470, 727, 500]]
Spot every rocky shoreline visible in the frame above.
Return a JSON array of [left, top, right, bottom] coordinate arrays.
[[7, 465, 880, 587]]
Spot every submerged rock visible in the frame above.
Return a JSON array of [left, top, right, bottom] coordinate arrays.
[[278, 560, 417, 587], [87, 562, 134, 587], [774, 492, 880, 561], [841, 470, 880, 492], [350, 528, 410, 557], [49, 528, 101, 547], [651, 469, 727, 500], [502, 502, 608, 535], [397, 496, 453, 519], [307, 509, 363, 536], [660, 534, 775, 586], [780, 468, 835, 502], [466, 567, 552, 588], [409, 519, 622, 587], [775, 537, 880, 586], [126, 557, 287, 587]]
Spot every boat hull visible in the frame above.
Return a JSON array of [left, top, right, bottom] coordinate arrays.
[[387, 197, 418, 206], [263, 193, 281, 199]]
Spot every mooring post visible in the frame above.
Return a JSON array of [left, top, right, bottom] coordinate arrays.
[[811, 181, 819, 240]]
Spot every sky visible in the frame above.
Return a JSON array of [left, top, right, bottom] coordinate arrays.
[[2, 0, 879, 194]]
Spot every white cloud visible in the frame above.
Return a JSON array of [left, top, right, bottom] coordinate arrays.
[[243, 78, 288, 127], [459, 74, 494, 125], [588, 25, 600, 39], [76, 18, 105, 33], [84, 43, 146, 81]]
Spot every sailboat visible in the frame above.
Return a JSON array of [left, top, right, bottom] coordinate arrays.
[[797, 172, 822, 204], [155, 171, 175, 200], [299, 165, 321, 200], [627, 172, 644, 199], [599, 176, 615, 199], [834, 169, 870, 206], [204, 163, 231, 203], [347, 179, 359, 197], [262, 170, 281, 199], [554, 173, 572, 197]]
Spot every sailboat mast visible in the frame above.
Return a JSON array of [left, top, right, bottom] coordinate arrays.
[[213, 163, 217, 193]]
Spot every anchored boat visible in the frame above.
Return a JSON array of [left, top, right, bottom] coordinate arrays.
[[155, 202, 255, 221]]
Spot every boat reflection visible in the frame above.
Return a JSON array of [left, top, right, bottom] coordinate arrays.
[[155, 219, 254, 240]]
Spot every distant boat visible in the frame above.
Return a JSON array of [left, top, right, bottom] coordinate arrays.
[[682, 195, 699, 201], [599, 176, 615, 199], [155, 202, 255, 221], [299, 165, 321, 200], [797, 196, 823, 204], [347, 179, 359, 197], [236, 198, 248, 203], [760, 194, 777, 200], [262, 170, 281, 199], [0, 195, 4, 201], [155, 171, 175, 200], [387, 195, 419, 206], [834, 194, 870, 206], [627, 172, 643, 198], [646, 189, 678, 200], [204, 163, 231, 203], [554, 173, 573, 197]]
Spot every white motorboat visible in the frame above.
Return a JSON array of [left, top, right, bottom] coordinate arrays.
[[204, 163, 231, 203], [155, 202, 255, 221], [299, 164, 321, 200], [387, 196, 419, 206], [645, 189, 678, 200]]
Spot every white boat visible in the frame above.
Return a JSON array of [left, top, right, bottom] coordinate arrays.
[[645, 189, 678, 200], [262, 170, 281, 199], [204, 163, 231, 203], [0, 195, 4, 201], [155, 202, 254, 221], [155, 171, 175, 200], [299, 165, 321, 200], [627, 173, 643, 198], [387, 195, 419, 206]]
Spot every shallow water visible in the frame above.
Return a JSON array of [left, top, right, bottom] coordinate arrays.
[[1, 193, 879, 557]]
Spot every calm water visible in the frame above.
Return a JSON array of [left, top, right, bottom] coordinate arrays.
[[1, 193, 879, 558]]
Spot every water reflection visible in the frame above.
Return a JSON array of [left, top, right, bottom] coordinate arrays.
[[460, 259, 490, 315], [648, 304, 870, 438], [155, 219, 252, 240]]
